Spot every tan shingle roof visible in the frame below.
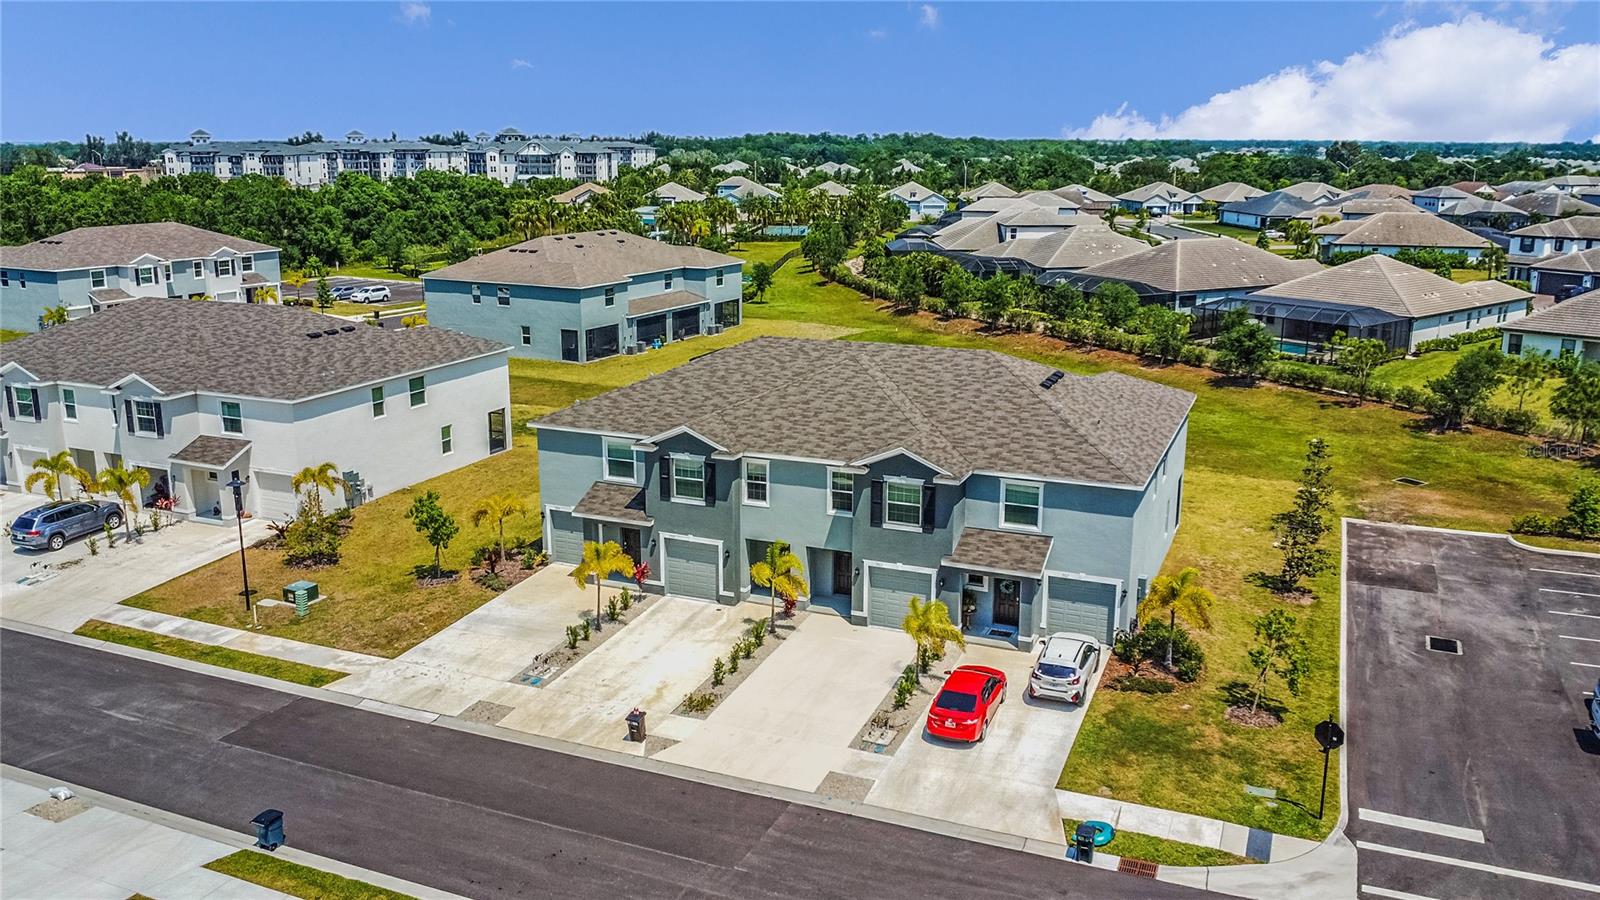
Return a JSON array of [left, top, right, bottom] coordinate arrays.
[[1321, 212, 1491, 249], [1535, 247, 1600, 274], [886, 181, 943, 202], [424, 231, 740, 288], [650, 182, 706, 203], [171, 435, 251, 467], [551, 183, 609, 204], [1074, 238, 1320, 294], [626, 290, 709, 317], [1509, 216, 1600, 240], [959, 181, 1017, 200], [1250, 254, 1530, 319], [945, 528, 1054, 577], [973, 228, 1151, 271], [573, 482, 651, 523], [1504, 286, 1600, 339], [715, 176, 779, 199], [1332, 198, 1423, 217], [0, 223, 276, 272], [1197, 182, 1265, 204], [1117, 181, 1199, 203], [1503, 192, 1600, 218], [810, 180, 852, 197]]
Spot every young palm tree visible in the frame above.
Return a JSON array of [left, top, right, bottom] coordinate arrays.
[[290, 462, 344, 518], [96, 464, 151, 540], [1139, 566, 1216, 668], [284, 271, 309, 304], [470, 493, 528, 568], [571, 540, 635, 628], [901, 596, 965, 680], [25, 450, 89, 501], [40, 305, 69, 327], [750, 540, 808, 632]]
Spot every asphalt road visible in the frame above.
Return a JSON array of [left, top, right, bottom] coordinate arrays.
[[1344, 522, 1600, 900], [0, 629, 1209, 900]]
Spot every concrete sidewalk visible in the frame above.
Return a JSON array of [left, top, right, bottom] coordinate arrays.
[[1057, 788, 1320, 862], [94, 605, 388, 674]]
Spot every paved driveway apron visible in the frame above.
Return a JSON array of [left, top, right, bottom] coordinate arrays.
[[1344, 521, 1600, 900]]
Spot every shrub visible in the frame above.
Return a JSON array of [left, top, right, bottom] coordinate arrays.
[[739, 637, 755, 660], [618, 589, 633, 612], [565, 625, 580, 650], [749, 620, 766, 647], [1178, 344, 1213, 367], [1392, 385, 1428, 410], [473, 571, 508, 591], [87, 537, 99, 557], [1472, 405, 1541, 434], [727, 649, 740, 674], [712, 658, 726, 687], [1510, 513, 1558, 535], [1140, 621, 1206, 682], [1414, 328, 1501, 355], [681, 692, 716, 714], [892, 677, 915, 709], [579, 619, 591, 642], [283, 511, 342, 567]]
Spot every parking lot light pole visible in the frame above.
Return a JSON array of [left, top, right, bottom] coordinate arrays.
[[226, 474, 256, 624], [1314, 714, 1346, 820]]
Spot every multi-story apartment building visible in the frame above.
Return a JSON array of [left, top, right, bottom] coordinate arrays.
[[0, 299, 510, 522], [423, 231, 742, 363], [0, 223, 281, 333]]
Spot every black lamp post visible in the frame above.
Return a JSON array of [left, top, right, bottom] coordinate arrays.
[[225, 474, 254, 617], [1314, 714, 1346, 820]]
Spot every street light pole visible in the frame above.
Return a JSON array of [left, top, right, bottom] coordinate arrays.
[[226, 474, 256, 626], [1314, 714, 1346, 820]]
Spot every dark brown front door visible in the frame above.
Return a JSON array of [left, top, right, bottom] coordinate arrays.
[[619, 528, 642, 568], [832, 550, 853, 596], [994, 578, 1021, 627]]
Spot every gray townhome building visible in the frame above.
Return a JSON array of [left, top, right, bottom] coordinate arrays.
[[423, 231, 743, 362], [535, 338, 1193, 647]]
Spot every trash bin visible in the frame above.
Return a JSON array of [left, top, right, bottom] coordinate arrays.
[[626, 708, 647, 743], [251, 809, 285, 851], [1071, 822, 1097, 864]]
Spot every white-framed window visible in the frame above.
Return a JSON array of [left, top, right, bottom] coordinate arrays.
[[409, 375, 426, 406], [828, 469, 854, 515], [241, 255, 254, 273], [672, 456, 705, 502], [604, 286, 616, 306], [133, 399, 159, 434], [471, 284, 481, 304], [61, 387, 77, 421], [216, 258, 235, 277], [1001, 480, 1042, 530], [497, 286, 510, 306], [440, 424, 453, 454], [136, 266, 156, 286], [965, 572, 989, 591], [371, 385, 385, 417], [162, 263, 172, 282], [884, 479, 923, 529], [90, 269, 106, 289], [15, 389, 36, 419], [220, 400, 243, 434], [743, 458, 769, 505], [664, 272, 673, 290], [715, 269, 724, 287], [217, 290, 238, 302], [520, 325, 531, 345], [604, 437, 637, 482], [193, 260, 204, 278]]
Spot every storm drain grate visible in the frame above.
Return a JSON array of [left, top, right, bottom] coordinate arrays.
[[1118, 858, 1159, 878], [1394, 477, 1429, 487], [1427, 635, 1463, 654]]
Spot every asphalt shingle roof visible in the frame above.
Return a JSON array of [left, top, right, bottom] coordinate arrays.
[[0, 223, 277, 272], [1074, 237, 1320, 294], [171, 435, 252, 467], [1503, 284, 1600, 338], [1250, 254, 1530, 319], [424, 231, 740, 288], [945, 528, 1054, 576], [973, 228, 1151, 271], [1317, 212, 1491, 249], [626, 290, 710, 317], [538, 337, 1193, 487], [1117, 181, 1199, 204], [1535, 247, 1600, 275], [650, 182, 707, 203], [573, 482, 652, 523], [1219, 191, 1321, 219], [959, 182, 1018, 200], [1197, 182, 1266, 204], [1503, 192, 1600, 218], [1509, 216, 1600, 240], [0, 298, 507, 401]]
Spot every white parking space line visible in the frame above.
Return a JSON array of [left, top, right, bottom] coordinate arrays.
[[1541, 588, 1600, 598], [1533, 567, 1600, 578], [1553, 610, 1600, 620], [1356, 841, 1600, 894], [1357, 808, 1484, 843], [1562, 634, 1600, 643], [1361, 886, 1446, 900], [1574, 662, 1600, 670]]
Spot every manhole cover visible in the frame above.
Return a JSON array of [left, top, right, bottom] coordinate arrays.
[[1427, 635, 1462, 654]]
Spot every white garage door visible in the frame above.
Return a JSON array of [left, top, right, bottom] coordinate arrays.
[[254, 472, 298, 522], [664, 537, 719, 601], [866, 565, 936, 629], [1045, 576, 1118, 644], [547, 509, 584, 564]]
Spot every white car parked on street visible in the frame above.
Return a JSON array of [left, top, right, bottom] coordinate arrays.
[[348, 285, 392, 304], [1029, 632, 1102, 704]]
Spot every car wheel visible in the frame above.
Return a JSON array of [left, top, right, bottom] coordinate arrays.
[[105, 512, 122, 530], [978, 721, 988, 743], [47, 533, 65, 551]]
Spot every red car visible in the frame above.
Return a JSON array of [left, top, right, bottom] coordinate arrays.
[[925, 665, 1008, 743]]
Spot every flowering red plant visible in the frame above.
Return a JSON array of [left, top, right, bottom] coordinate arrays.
[[633, 560, 651, 588]]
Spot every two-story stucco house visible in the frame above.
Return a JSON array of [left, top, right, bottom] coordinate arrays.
[[0, 299, 509, 522], [1, 223, 282, 333], [423, 232, 743, 363], [534, 338, 1193, 647], [884, 182, 949, 220], [1504, 216, 1600, 282]]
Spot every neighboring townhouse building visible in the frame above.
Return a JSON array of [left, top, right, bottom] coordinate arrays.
[[1217, 190, 1321, 229], [1199, 254, 1530, 353], [1505, 217, 1600, 281], [1116, 182, 1202, 215], [551, 183, 609, 205], [1312, 211, 1492, 262], [533, 337, 1194, 646], [1196, 182, 1265, 205], [959, 181, 1018, 201], [1501, 283, 1600, 360], [884, 182, 949, 219], [422, 231, 743, 363], [1059, 237, 1321, 310], [1, 223, 281, 333], [1527, 247, 1600, 299], [0, 298, 509, 521], [1503, 190, 1600, 220], [715, 176, 780, 204]]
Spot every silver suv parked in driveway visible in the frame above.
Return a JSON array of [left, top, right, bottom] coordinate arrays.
[[1028, 632, 1102, 703], [9, 500, 124, 551]]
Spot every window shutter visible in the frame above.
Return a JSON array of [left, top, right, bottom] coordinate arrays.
[[3, 385, 12, 419], [30, 389, 42, 422], [153, 402, 165, 437], [659, 457, 671, 500], [703, 461, 716, 507], [124, 399, 135, 434], [869, 478, 884, 527], [921, 483, 936, 532]]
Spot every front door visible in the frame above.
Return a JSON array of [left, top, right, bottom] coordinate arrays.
[[993, 578, 1021, 628], [619, 527, 642, 569], [487, 408, 507, 454], [832, 550, 853, 596], [560, 329, 579, 362]]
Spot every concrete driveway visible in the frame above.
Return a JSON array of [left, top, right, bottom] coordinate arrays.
[[865, 642, 1102, 843], [499, 595, 762, 754], [654, 611, 913, 790]]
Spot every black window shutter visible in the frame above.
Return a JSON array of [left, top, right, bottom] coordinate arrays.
[[869, 478, 884, 527], [921, 483, 936, 532], [30, 389, 41, 422], [153, 401, 164, 437], [659, 457, 671, 500], [3, 385, 12, 419], [703, 461, 716, 507], [124, 398, 135, 434]]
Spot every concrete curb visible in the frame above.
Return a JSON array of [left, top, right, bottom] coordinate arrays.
[[1, 763, 464, 900]]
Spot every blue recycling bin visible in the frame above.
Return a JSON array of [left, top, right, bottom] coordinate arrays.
[[251, 809, 285, 850]]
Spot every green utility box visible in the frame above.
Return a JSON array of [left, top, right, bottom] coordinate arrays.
[[283, 580, 319, 617]]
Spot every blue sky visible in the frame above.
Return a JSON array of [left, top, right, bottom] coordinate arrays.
[[2, 2, 1597, 143]]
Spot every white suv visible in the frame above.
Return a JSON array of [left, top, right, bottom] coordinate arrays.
[[1029, 632, 1101, 704], [348, 285, 392, 304]]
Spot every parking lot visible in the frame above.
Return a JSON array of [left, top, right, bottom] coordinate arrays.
[[285, 275, 424, 308], [1344, 521, 1600, 899]]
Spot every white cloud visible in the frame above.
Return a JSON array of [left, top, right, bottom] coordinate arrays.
[[510, 58, 532, 69], [867, 27, 888, 40], [1064, 14, 1600, 142], [398, 2, 430, 26], [918, 4, 939, 29]]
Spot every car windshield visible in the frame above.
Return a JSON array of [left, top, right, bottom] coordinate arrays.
[[1036, 662, 1077, 679], [934, 690, 979, 713]]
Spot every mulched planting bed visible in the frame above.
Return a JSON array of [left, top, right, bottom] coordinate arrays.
[[515, 587, 659, 688], [851, 652, 963, 756], [1225, 705, 1283, 728], [672, 611, 805, 718]]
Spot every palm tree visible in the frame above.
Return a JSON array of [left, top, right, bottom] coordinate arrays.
[[253, 285, 279, 306], [750, 540, 808, 632], [290, 462, 344, 518], [571, 540, 635, 628], [1103, 207, 1123, 231], [1482, 244, 1508, 280], [470, 493, 528, 569], [40, 305, 69, 327], [25, 450, 89, 501], [901, 595, 965, 680], [1139, 566, 1216, 668], [96, 464, 151, 540], [284, 271, 309, 304], [509, 198, 559, 241]]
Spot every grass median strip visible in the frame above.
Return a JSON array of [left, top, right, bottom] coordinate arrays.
[[1062, 819, 1257, 868], [73, 621, 345, 687], [205, 850, 413, 900]]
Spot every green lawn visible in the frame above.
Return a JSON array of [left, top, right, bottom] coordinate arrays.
[[0, 329, 26, 343], [1376, 347, 1558, 420], [1062, 819, 1257, 868], [74, 621, 345, 686], [1170, 217, 1288, 247], [205, 851, 412, 900]]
